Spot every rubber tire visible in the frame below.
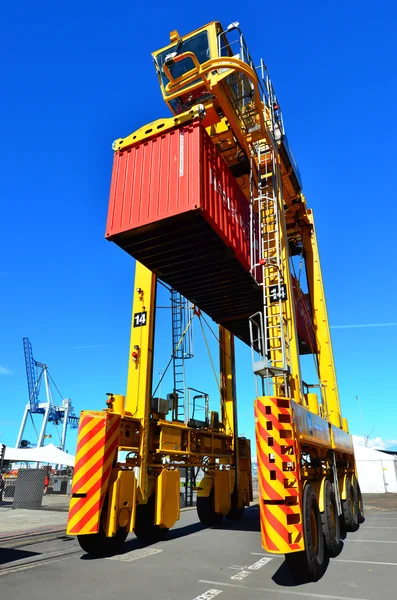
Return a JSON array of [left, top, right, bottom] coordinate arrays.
[[285, 483, 326, 582], [227, 491, 245, 521], [77, 526, 128, 556], [354, 479, 365, 524], [321, 480, 341, 557], [197, 491, 223, 527], [134, 496, 169, 544], [227, 505, 245, 520], [341, 477, 359, 532]]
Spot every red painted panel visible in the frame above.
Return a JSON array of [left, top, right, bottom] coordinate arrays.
[[292, 277, 317, 354], [106, 121, 251, 273]]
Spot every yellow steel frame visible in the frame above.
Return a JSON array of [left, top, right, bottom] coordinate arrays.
[[161, 53, 273, 152], [125, 261, 157, 502], [149, 22, 360, 565], [68, 260, 251, 542], [302, 211, 343, 428], [68, 21, 360, 571]]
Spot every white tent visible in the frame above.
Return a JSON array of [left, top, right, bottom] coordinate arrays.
[[354, 443, 397, 493], [3, 443, 75, 467]]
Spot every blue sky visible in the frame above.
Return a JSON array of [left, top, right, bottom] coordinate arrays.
[[1, 2, 396, 454]]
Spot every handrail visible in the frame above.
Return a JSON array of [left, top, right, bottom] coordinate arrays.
[[162, 54, 275, 150]]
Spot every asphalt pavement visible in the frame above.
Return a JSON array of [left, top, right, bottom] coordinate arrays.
[[1, 497, 397, 600]]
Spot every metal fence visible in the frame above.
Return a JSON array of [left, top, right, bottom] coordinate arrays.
[[0, 469, 72, 541]]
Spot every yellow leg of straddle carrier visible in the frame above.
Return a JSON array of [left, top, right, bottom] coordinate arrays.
[[105, 468, 137, 536], [213, 470, 232, 516], [67, 410, 120, 535], [255, 396, 304, 554], [155, 470, 180, 529]]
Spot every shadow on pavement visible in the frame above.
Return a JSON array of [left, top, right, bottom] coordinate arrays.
[[0, 548, 40, 566], [271, 555, 331, 587], [80, 521, 206, 560], [166, 521, 205, 540]]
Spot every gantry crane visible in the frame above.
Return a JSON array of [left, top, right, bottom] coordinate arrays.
[[16, 337, 78, 451], [67, 21, 363, 581]]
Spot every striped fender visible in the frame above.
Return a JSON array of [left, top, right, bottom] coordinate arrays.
[[67, 411, 120, 535], [255, 396, 304, 554]]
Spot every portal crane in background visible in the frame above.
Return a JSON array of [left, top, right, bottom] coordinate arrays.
[[16, 337, 78, 451], [67, 21, 363, 581]]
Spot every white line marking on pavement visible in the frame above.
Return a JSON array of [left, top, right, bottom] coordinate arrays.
[[347, 539, 397, 544], [106, 547, 163, 562], [248, 556, 273, 569], [192, 590, 223, 600], [229, 555, 273, 580], [335, 559, 397, 566], [230, 570, 250, 581], [198, 580, 370, 600], [365, 513, 397, 521], [361, 526, 397, 529], [250, 551, 397, 567]]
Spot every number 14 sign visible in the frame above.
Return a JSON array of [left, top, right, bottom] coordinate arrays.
[[269, 284, 287, 303], [133, 311, 147, 327]]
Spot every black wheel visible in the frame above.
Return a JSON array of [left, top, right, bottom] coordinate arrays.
[[341, 476, 359, 532], [77, 526, 128, 556], [134, 496, 169, 544], [285, 483, 326, 582], [77, 496, 128, 556], [227, 490, 245, 521], [227, 505, 245, 520], [197, 491, 223, 527], [354, 479, 365, 524], [321, 480, 341, 557]]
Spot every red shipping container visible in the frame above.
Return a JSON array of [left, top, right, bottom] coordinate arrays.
[[106, 120, 262, 344], [292, 277, 317, 355]]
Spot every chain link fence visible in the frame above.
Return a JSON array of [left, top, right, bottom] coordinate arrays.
[[0, 468, 72, 541]]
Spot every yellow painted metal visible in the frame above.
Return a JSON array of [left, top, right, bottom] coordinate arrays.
[[238, 470, 251, 506], [162, 54, 273, 155], [255, 396, 304, 554], [306, 393, 319, 415], [152, 21, 220, 88], [331, 425, 354, 454], [110, 394, 125, 417], [125, 261, 156, 503], [342, 417, 349, 433], [219, 326, 251, 510], [238, 437, 253, 505], [155, 470, 180, 528], [318, 476, 327, 513], [105, 469, 137, 536], [152, 20, 274, 161], [67, 411, 120, 536], [213, 469, 232, 515], [159, 426, 182, 453], [219, 327, 236, 439], [112, 105, 205, 151], [258, 156, 304, 403], [197, 474, 214, 498], [340, 474, 348, 501], [292, 401, 332, 447], [170, 29, 179, 43], [302, 210, 342, 428]]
